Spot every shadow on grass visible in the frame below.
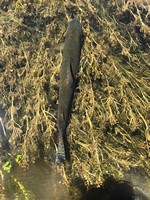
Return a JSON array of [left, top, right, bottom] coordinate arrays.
[[84, 176, 149, 200]]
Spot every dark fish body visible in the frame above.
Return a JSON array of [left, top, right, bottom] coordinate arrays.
[[56, 18, 83, 163]]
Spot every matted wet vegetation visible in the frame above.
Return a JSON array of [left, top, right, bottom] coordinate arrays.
[[0, 0, 150, 198]]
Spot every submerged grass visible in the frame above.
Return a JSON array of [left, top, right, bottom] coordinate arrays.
[[0, 0, 150, 189]]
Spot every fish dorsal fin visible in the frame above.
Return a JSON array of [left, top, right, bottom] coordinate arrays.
[[68, 62, 75, 88], [62, 109, 66, 122]]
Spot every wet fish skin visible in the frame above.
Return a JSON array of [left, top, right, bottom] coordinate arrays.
[[56, 18, 83, 164]]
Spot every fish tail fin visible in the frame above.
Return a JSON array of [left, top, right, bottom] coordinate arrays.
[[56, 137, 66, 164]]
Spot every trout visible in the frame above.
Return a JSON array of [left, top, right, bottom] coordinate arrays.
[[56, 18, 83, 163]]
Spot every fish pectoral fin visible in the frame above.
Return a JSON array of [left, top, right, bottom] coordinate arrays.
[[69, 62, 75, 88], [53, 42, 64, 52]]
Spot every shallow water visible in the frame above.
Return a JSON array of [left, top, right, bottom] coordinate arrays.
[[0, 161, 75, 200], [0, 161, 150, 200]]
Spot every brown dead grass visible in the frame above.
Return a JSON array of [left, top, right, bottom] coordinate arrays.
[[0, 0, 150, 188]]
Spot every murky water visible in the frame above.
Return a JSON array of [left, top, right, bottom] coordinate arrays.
[[0, 160, 76, 200], [0, 160, 150, 200]]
